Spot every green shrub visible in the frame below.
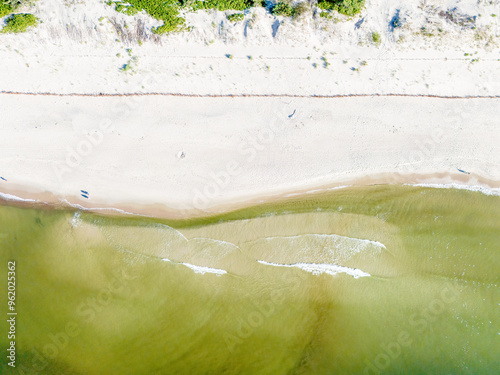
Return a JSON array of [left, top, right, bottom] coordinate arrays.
[[0, 4, 13, 18], [111, 0, 258, 33], [109, 0, 364, 34], [227, 13, 244, 22], [107, 0, 186, 33], [317, 0, 364, 17], [272, 2, 293, 17], [371, 31, 380, 44], [1, 13, 38, 33]]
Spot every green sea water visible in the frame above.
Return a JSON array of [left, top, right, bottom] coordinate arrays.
[[0, 185, 499, 374]]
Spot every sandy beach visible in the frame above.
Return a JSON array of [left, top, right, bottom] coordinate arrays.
[[1, 2, 500, 373], [0, 0, 499, 217], [0, 94, 499, 218]]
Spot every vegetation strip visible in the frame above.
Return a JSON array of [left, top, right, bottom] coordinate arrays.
[[104, 0, 366, 33]]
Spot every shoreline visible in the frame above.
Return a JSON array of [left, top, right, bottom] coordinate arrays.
[[1, 172, 499, 220], [1, 95, 499, 220]]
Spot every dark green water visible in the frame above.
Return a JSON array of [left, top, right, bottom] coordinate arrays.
[[0, 185, 499, 374]]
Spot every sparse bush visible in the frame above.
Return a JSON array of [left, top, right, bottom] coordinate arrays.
[[272, 2, 294, 17], [1, 13, 38, 33], [420, 27, 434, 37], [293, 2, 310, 18], [317, 0, 364, 17], [247, 12, 258, 28], [371, 32, 380, 44], [438, 8, 476, 29], [321, 56, 330, 68], [227, 13, 244, 22], [121, 55, 138, 72]]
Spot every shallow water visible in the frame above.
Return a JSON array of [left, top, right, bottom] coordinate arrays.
[[0, 185, 499, 374]]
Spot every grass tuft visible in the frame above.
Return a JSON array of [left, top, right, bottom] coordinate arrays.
[[226, 13, 244, 22]]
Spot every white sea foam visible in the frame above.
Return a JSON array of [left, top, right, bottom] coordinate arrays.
[[327, 185, 352, 191], [71, 212, 82, 227], [0, 192, 37, 202], [162, 258, 227, 276], [181, 263, 228, 276], [257, 260, 370, 279], [261, 233, 386, 250], [58, 199, 154, 217], [191, 237, 239, 250], [284, 185, 351, 197], [248, 233, 386, 268], [190, 237, 240, 261], [0, 194, 154, 216], [407, 183, 500, 196], [261, 233, 385, 246]]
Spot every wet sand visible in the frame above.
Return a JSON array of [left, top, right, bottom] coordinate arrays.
[[0, 95, 499, 219]]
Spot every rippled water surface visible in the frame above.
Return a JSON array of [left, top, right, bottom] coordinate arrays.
[[1, 185, 499, 374]]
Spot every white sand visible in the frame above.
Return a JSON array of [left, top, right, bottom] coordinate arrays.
[[0, 0, 499, 96], [0, 0, 499, 216], [0, 94, 498, 216]]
